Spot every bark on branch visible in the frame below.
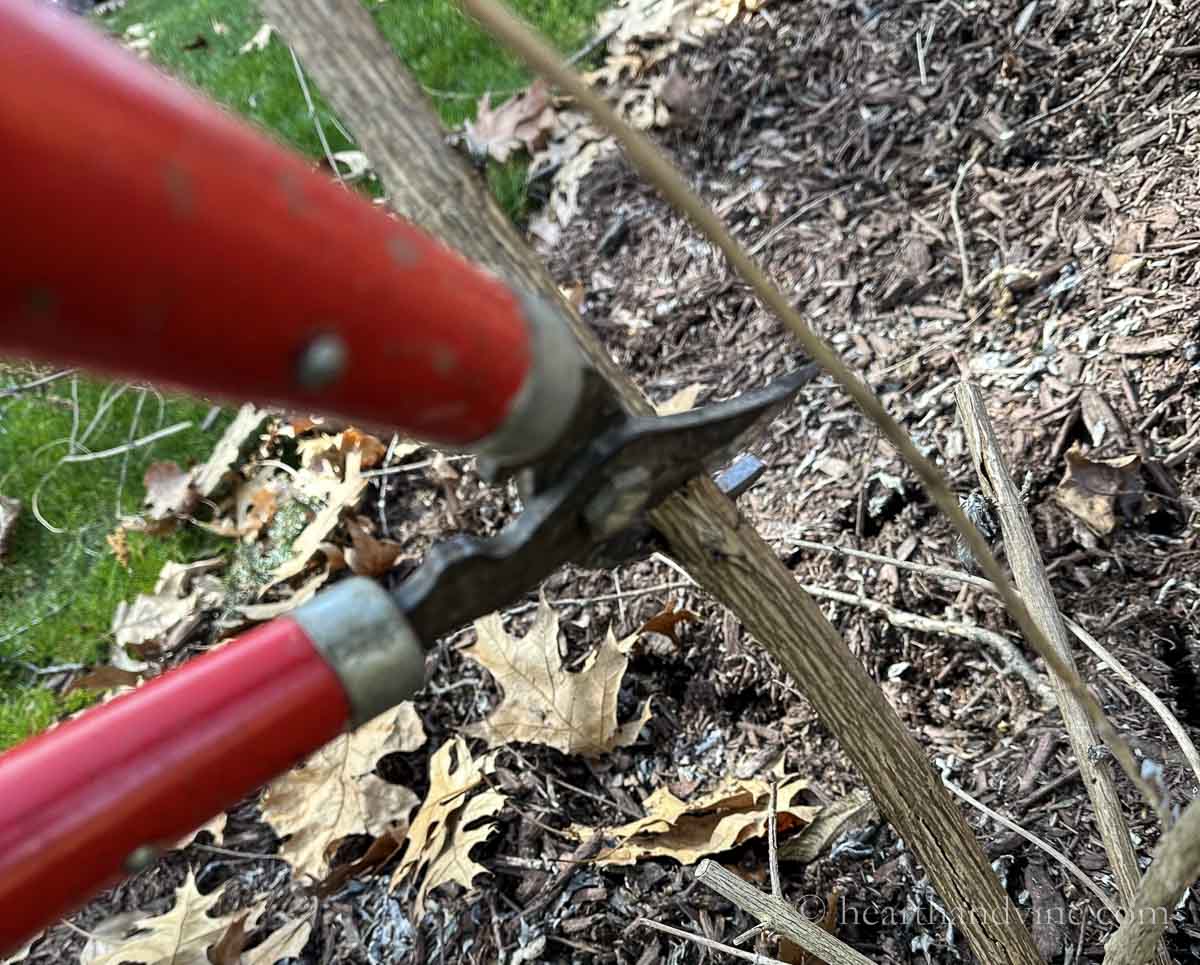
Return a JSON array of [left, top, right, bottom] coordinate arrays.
[[262, 4, 1041, 962]]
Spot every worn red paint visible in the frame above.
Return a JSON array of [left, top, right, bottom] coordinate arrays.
[[0, 2, 531, 445], [0, 618, 350, 955]]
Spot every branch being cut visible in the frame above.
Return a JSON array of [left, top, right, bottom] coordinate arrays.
[[262, 5, 1041, 963]]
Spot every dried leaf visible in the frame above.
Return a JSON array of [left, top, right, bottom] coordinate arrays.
[[415, 788, 505, 912], [345, 517, 404, 577], [262, 702, 425, 880], [391, 737, 502, 916], [88, 874, 255, 965], [237, 566, 329, 621], [1054, 445, 1145, 535], [67, 666, 143, 694], [238, 22, 275, 54], [0, 494, 20, 561], [110, 558, 224, 669], [778, 789, 876, 862], [654, 383, 706, 416], [462, 598, 642, 756], [106, 525, 130, 568], [234, 469, 288, 539], [464, 80, 556, 163], [571, 775, 819, 866], [243, 917, 312, 964], [206, 913, 250, 965], [143, 461, 198, 522], [639, 600, 701, 646], [317, 828, 406, 896], [268, 451, 366, 588]]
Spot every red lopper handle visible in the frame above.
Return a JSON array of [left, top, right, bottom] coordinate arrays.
[[0, 2, 540, 447], [0, 577, 423, 954], [0, 618, 349, 953]]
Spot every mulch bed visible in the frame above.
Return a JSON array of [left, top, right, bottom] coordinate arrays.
[[26, 1, 1200, 963]]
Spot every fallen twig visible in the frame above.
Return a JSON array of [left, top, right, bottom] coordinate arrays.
[[1012, 1, 1157, 134], [1065, 617, 1200, 786], [942, 777, 1121, 917], [0, 368, 76, 399], [799, 582, 1054, 706], [637, 917, 793, 965], [693, 860, 876, 965], [949, 148, 981, 306]]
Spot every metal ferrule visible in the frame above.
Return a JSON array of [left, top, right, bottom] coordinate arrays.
[[471, 292, 585, 470], [292, 577, 426, 727]]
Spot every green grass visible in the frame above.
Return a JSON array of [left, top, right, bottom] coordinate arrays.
[[0, 0, 608, 747], [0, 366, 225, 746], [103, 0, 611, 218]]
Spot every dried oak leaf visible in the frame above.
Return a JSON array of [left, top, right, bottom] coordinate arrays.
[[390, 737, 504, 916], [464, 79, 556, 163], [106, 525, 130, 568], [345, 516, 404, 577], [462, 597, 649, 756], [66, 665, 143, 695], [143, 461, 199, 522], [640, 599, 701, 646], [190, 404, 266, 500], [1054, 445, 1146, 535], [109, 558, 225, 671], [207, 912, 250, 965], [268, 451, 366, 588], [654, 383, 706, 416], [570, 774, 819, 866], [87, 873, 256, 965], [262, 702, 425, 880], [0, 494, 20, 562], [242, 917, 312, 964]]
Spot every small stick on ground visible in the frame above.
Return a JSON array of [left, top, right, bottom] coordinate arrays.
[[637, 917, 792, 965], [955, 381, 1170, 965], [950, 148, 982, 306], [799, 582, 1054, 707], [692, 860, 876, 965], [942, 777, 1120, 916]]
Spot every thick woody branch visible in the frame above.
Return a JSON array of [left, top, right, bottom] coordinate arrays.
[[955, 382, 1170, 965], [262, 4, 1040, 962], [1105, 799, 1200, 965]]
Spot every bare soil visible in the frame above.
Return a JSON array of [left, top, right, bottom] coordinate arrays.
[[26, 1, 1200, 963]]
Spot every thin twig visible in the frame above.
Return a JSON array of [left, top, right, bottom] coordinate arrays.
[[637, 917, 793, 965], [956, 383, 1165, 940], [949, 148, 980, 306], [1012, 1, 1157, 134], [290, 45, 342, 182], [0, 368, 76, 399], [1065, 617, 1200, 785], [191, 843, 289, 862], [941, 778, 1121, 917], [1104, 798, 1200, 964], [786, 533, 1200, 778], [799, 582, 1054, 705], [693, 861, 877, 965], [61, 421, 192, 464], [115, 388, 148, 517]]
